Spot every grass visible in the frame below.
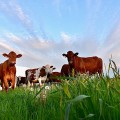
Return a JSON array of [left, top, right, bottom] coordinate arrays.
[[0, 59, 120, 120]]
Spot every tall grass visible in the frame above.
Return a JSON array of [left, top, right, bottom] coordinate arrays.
[[0, 59, 120, 120]]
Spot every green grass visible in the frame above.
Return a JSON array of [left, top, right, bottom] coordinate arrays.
[[0, 59, 120, 120]]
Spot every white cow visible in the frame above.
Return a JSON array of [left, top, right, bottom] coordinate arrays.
[[33, 64, 56, 87]]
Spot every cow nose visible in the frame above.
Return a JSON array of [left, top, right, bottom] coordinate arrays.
[[47, 73, 51, 78], [11, 61, 16, 65], [69, 61, 73, 64]]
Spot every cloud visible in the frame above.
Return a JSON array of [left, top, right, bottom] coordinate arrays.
[[0, 0, 120, 77], [53, 0, 62, 17], [52, 0, 78, 17], [0, 0, 40, 41], [0, 25, 120, 77], [0, 31, 99, 72], [4, 32, 21, 43], [60, 32, 72, 43], [100, 22, 120, 66], [0, 40, 14, 52]]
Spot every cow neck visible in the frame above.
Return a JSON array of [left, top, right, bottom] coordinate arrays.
[[69, 56, 76, 69], [6, 60, 15, 70], [40, 68, 51, 78], [73, 56, 80, 68]]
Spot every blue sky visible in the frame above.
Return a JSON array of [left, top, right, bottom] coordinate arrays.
[[0, 0, 120, 76]]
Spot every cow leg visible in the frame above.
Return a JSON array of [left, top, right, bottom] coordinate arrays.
[[38, 77, 42, 87], [11, 75, 16, 90], [27, 80, 31, 87], [11, 80, 15, 90], [11, 82, 15, 89], [31, 82, 33, 87], [4, 79, 9, 92], [1, 81, 5, 91]]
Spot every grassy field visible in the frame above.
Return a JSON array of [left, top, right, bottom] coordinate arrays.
[[0, 60, 120, 120]]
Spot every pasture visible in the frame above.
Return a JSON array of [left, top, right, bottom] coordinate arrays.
[[0, 60, 120, 120]]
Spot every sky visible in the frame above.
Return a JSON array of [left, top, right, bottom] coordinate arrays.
[[0, 0, 120, 76]]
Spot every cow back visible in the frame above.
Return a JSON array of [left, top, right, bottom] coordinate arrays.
[[74, 56, 103, 74], [61, 64, 71, 76]]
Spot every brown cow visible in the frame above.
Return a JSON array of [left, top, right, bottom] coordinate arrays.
[[62, 51, 103, 75], [61, 64, 71, 76], [0, 51, 22, 92], [48, 72, 61, 83], [48, 64, 71, 83]]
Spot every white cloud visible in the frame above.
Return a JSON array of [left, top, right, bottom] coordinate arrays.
[[0, 0, 120, 77], [0, 0, 39, 40], [0, 41, 14, 51], [0, 25, 120, 77], [96, 22, 120, 76], [61, 32, 71, 43], [4, 32, 21, 43], [101, 23, 120, 58]]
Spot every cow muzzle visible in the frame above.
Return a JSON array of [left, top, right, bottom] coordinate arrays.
[[47, 73, 51, 78], [69, 61, 73, 64], [10, 62, 16, 66]]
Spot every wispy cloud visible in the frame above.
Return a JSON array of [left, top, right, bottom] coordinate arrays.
[[0, 0, 39, 40], [4, 32, 21, 43], [101, 22, 120, 62], [0, 40, 14, 53], [0, 0, 120, 76], [53, 0, 62, 17], [0, 30, 99, 70], [60, 32, 71, 43]]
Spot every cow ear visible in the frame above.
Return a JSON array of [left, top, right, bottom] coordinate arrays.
[[2, 53, 9, 58], [62, 54, 67, 57], [42, 66, 45, 69], [50, 66, 53, 68], [75, 52, 79, 56], [53, 67, 56, 70], [17, 54, 22, 58]]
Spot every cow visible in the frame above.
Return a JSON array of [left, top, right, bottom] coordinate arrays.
[[48, 72, 61, 83], [26, 64, 56, 87], [61, 64, 71, 76], [25, 68, 38, 86], [62, 51, 103, 76], [48, 64, 71, 83], [0, 51, 22, 92], [16, 76, 27, 87]]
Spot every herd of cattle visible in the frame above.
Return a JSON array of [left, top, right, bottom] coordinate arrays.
[[0, 51, 103, 92]]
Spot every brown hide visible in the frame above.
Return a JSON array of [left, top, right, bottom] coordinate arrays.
[[25, 68, 38, 83], [48, 72, 61, 83], [61, 64, 70, 76], [0, 51, 22, 92], [63, 51, 103, 75]]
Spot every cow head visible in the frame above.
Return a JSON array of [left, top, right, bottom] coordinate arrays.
[[42, 64, 56, 77], [3, 51, 22, 66], [62, 51, 78, 65]]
